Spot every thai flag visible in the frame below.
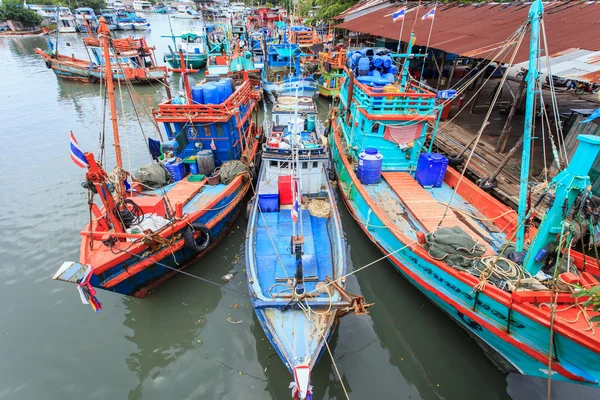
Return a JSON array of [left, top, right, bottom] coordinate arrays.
[[291, 179, 299, 224], [70, 131, 88, 169], [422, 7, 436, 20], [392, 7, 406, 22]]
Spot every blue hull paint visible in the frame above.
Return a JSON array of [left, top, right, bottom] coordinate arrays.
[[96, 184, 247, 297], [47, 60, 166, 83], [329, 124, 600, 387]]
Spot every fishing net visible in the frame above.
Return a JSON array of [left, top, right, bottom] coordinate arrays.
[[219, 160, 247, 185], [425, 226, 486, 268], [135, 163, 171, 189]]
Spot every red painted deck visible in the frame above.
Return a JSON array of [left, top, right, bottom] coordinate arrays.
[[382, 172, 494, 255], [165, 178, 206, 208]]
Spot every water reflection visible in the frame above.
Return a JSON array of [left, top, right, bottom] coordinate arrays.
[[122, 277, 224, 399]]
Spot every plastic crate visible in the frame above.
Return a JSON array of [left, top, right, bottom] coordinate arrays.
[[165, 160, 186, 182]]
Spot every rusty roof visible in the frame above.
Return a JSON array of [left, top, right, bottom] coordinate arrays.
[[336, 2, 600, 64]]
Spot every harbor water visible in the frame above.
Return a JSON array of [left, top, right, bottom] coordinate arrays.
[[1, 14, 598, 400]]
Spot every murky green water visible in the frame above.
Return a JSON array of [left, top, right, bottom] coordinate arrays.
[[1, 14, 596, 400]]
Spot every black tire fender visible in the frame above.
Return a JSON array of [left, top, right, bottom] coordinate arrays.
[[447, 155, 464, 167], [478, 177, 498, 192], [45, 59, 52, 69], [183, 223, 211, 252], [88, 75, 97, 83]]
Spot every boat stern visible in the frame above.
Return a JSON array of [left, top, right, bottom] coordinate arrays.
[[53, 261, 92, 284]]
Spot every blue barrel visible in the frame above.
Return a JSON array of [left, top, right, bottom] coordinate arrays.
[[381, 55, 392, 68], [415, 153, 449, 188], [372, 56, 383, 68], [306, 114, 315, 132], [357, 57, 370, 77], [357, 148, 383, 185], [369, 69, 381, 78], [191, 85, 204, 105], [350, 52, 362, 68], [203, 83, 219, 104], [383, 73, 395, 82], [387, 65, 399, 75], [216, 80, 231, 103], [222, 77, 235, 93], [361, 48, 374, 59]]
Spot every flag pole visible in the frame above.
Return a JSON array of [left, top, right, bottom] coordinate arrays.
[[396, 2, 407, 53]]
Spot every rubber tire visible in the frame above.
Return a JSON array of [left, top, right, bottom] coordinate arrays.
[[575, 88, 584, 95], [45, 60, 52, 69], [183, 223, 211, 253], [447, 156, 464, 167], [134, 76, 142, 83], [478, 178, 498, 192], [88, 75, 97, 84]]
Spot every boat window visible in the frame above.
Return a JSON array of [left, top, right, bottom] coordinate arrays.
[[216, 124, 225, 137], [281, 162, 289, 169], [372, 122, 380, 134], [270, 160, 277, 167], [313, 161, 319, 168], [302, 162, 308, 169]]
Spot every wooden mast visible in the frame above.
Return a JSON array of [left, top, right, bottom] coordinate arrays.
[[98, 17, 124, 170]]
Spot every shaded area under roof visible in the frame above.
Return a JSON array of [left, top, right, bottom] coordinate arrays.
[[336, 2, 600, 65]]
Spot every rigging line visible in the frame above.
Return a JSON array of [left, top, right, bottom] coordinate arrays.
[[305, 241, 417, 296], [436, 26, 527, 228], [114, 246, 261, 300], [540, 18, 568, 168], [116, 70, 132, 174], [324, 329, 350, 400], [419, 0, 438, 82]]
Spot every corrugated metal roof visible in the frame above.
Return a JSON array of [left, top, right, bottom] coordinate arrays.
[[336, 2, 600, 64], [512, 48, 600, 83]]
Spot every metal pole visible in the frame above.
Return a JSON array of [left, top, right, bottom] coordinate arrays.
[[99, 17, 124, 170], [516, 0, 543, 252]]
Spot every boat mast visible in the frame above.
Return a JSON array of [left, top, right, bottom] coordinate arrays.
[[98, 17, 124, 170], [55, 7, 60, 56], [515, 0, 543, 252], [291, 86, 305, 296]]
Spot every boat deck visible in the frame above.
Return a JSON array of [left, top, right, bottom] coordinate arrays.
[[364, 172, 506, 253], [254, 208, 333, 298], [143, 178, 230, 214]]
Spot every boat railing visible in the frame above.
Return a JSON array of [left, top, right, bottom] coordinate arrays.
[[154, 80, 253, 121], [319, 52, 344, 70], [348, 76, 437, 117]]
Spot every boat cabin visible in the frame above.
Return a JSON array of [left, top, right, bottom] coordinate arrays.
[[152, 78, 256, 168]]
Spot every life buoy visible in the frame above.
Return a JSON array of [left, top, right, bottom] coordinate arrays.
[[183, 223, 211, 253], [88, 75, 97, 84], [45, 60, 51, 69]]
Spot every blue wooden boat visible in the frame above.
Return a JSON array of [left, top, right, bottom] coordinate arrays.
[[329, 0, 600, 388], [52, 19, 260, 300], [246, 95, 369, 397], [262, 42, 317, 102]]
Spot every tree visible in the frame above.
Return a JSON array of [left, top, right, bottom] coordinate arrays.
[[0, 0, 43, 28]]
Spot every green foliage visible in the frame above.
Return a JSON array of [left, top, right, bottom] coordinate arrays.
[[309, 0, 358, 23], [0, 1, 43, 27], [572, 285, 600, 325], [76, 0, 107, 14]]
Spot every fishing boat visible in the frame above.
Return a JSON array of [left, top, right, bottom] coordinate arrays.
[[133, 0, 152, 13], [56, 7, 77, 33], [316, 49, 344, 98], [262, 42, 317, 103], [329, 0, 600, 387], [35, 22, 167, 84], [99, 8, 119, 31], [74, 7, 98, 32], [53, 18, 261, 300], [163, 29, 209, 69], [172, 6, 201, 19], [246, 94, 370, 397]]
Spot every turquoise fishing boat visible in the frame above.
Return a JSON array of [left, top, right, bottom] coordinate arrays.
[[262, 42, 317, 103], [163, 29, 210, 69], [246, 95, 370, 397], [330, 0, 600, 388]]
